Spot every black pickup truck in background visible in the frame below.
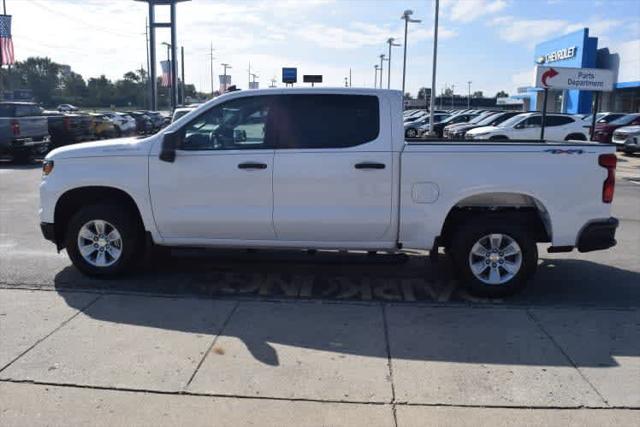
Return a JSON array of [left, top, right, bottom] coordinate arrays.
[[0, 102, 50, 162], [41, 111, 95, 148]]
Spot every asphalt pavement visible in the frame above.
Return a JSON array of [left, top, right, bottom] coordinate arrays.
[[0, 154, 639, 425]]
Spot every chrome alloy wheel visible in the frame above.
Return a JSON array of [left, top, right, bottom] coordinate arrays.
[[468, 233, 522, 285], [77, 220, 123, 267]]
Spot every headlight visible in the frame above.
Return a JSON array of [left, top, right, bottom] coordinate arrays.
[[42, 160, 54, 176]]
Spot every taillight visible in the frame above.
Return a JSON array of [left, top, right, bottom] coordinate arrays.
[[598, 154, 616, 203], [10, 119, 20, 136], [63, 116, 71, 131]]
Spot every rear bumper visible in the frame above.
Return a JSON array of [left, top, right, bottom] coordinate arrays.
[[577, 217, 619, 252]]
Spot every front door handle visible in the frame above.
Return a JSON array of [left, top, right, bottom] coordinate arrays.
[[238, 162, 268, 170], [355, 162, 386, 170]]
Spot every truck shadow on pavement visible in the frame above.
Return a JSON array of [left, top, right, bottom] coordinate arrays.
[[50, 252, 640, 367]]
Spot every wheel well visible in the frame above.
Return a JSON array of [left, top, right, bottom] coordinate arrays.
[[439, 193, 551, 250], [565, 133, 586, 141], [54, 186, 144, 249], [489, 135, 509, 141]]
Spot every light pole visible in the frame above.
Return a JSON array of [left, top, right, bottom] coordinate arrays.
[[379, 54, 387, 89], [386, 38, 401, 90], [467, 80, 472, 109], [221, 63, 231, 92], [428, 0, 439, 136], [374, 64, 380, 88], [401, 10, 421, 96]]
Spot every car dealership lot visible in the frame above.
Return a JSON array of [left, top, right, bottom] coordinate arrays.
[[1, 155, 639, 425]]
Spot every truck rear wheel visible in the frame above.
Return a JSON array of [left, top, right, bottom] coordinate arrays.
[[65, 204, 142, 277], [450, 217, 537, 297]]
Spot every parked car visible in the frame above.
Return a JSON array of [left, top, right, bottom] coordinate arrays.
[[57, 104, 79, 113], [89, 113, 118, 139], [39, 89, 619, 297], [430, 112, 479, 138], [592, 113, 640, 144], [42, 111, 95, 148], [172, 107, 196, 122], [612, 125, 640, 154], [0, 101, 50, 162], [445, 111, 521, 139], [443, 111, 497, 138], [405, 113, 449, 138], [125, 111, 154, 134], [102, 112, 137, 137], [581, 112, 626, 125], [466, 113, 589, 141], [142, 111, 167, 132]]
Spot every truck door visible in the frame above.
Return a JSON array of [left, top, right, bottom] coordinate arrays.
[[272, 94, 393, 243], [149, 95, 277, 241]]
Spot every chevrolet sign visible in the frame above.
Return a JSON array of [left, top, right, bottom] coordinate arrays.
[[535, 46, 577, 64]]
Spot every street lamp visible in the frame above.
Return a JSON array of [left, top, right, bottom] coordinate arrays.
[[401, 10, 421, 96], [386, 37, 401, 90], [379, 54, 387, 89], [374, 64, 380, 88], [467, 80, 472, 108], [429, 0, 439, 136]]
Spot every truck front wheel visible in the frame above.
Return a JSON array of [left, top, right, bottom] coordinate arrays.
[[450, 218, 537, 297], [65, 204, 142, 277]]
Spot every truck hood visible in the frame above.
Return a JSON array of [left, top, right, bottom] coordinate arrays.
[[46, 136, 150, 160]]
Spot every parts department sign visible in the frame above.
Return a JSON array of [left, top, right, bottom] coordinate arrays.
[[535, 66, 614, 91]]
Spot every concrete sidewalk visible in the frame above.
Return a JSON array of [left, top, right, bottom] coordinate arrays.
[[1, 288, 638, 425]]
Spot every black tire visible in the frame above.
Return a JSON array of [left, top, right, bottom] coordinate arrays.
[[406, 128, 418, 138], [450, 215, 538, 298], [65, 204, 143, 277], [11, 148, 31, 164]]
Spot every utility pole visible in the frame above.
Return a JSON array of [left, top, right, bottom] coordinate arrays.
[[181, 46, 185, 105], [147, 2, 156, 110], [270, 77, 276, 88], [169, 1, 178, 109], [374, 65, 379, 88], [221, 63, 231, 92], [209, 42, 215, 97], [401, 10, 421, 97], [144, 17, 150, 109], [386, 38, 400, 90], [379, 54, 387, 89], [349, 68, 352, 87], [248, 61, 251, 89], [429, 0, 439, 135], [467, 80, 472, 109]]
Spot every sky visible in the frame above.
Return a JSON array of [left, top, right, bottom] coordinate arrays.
[[10, 0, 640, 97]]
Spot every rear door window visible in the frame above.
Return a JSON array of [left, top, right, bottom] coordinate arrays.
[[545, 116, 574, 126], [275, 94, 379, 149]]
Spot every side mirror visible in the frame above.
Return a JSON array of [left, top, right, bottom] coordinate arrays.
[[234, 129, 247, 143], [159, 131, 179, 163]]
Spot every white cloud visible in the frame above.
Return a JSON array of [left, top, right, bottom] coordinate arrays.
[[493, 17, 567, 43], [447, 0, 508, 23]]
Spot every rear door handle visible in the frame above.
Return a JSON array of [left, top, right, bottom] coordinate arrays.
[[238, 162, 268, 170], [355, 162, 386, 170]]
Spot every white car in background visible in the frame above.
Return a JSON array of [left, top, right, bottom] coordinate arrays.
[[612, 125, 640, 154], [103, 112, 137, 136], [466, 113, 589, 141]]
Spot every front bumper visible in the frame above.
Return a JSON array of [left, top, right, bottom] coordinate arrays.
[[577, 217, 618, 252], [40, 222, 56, 244]]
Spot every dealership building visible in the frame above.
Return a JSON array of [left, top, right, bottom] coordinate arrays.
[[515, 28, 640, 114]]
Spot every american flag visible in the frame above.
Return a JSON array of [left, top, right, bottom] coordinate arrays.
[[0, 15, 14, 65], [160, 60, 172, 87]]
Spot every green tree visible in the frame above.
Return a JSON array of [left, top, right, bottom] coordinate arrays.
[[496, 90, 509, 98], [14, 57, 60, 105], [417, 87, 430, 100], [472, 90, 483, 98]]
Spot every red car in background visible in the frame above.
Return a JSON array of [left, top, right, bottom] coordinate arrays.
[[592, 113, 640, 143]]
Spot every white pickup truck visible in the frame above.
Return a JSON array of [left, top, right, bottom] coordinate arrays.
[[39, 88, 619, 297]]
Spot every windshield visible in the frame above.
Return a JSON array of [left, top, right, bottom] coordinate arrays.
[[609, 114, 639, 126], [0, 105, 13, 117], [497, 114, 526, 128], [472, 113, 502, 126], [468, 112, 496, 125]]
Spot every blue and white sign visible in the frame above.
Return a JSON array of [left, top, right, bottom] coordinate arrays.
[[282, 67, 297, 84]]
